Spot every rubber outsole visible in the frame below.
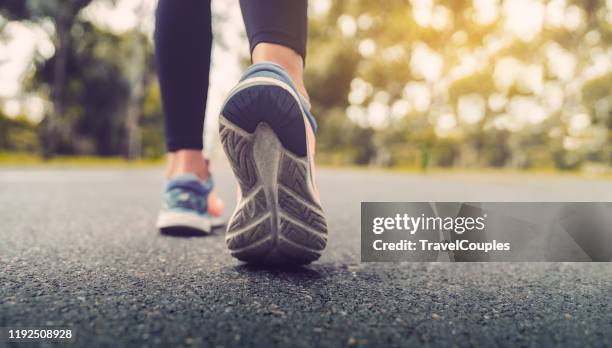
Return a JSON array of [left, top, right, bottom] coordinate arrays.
[[156, 210, 212, 235], [219, 117, 328, 265]]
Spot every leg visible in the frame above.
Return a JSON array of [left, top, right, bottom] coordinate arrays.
[[240, 0, 309, 101], [220, 0, 328, 265], [252, 43, 308, 102], [155, 0, 212, 180], [155, 0, 223, 235]]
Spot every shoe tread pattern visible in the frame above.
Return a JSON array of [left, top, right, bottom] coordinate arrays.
[[220, 92, 327, 265], [219, 123, 257, 193]]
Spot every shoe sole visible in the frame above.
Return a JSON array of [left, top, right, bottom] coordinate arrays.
[[157, 211, 212, 236], [219, 116, 328, 265]]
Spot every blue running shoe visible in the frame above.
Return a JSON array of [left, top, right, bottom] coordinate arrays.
[[156, 173, 214, 236], [219, 62, 328, 265]]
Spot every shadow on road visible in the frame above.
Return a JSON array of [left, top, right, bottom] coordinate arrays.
[[159, 224, 227, 238], [233, 263, 336, 281]]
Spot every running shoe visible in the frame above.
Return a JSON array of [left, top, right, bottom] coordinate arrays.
[[156, 173, 223, 236], [219, 62, 328, 265]]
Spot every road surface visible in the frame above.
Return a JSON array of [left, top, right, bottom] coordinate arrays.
[[1, 166, 612, 347]]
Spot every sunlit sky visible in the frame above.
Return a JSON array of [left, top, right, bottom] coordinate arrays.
[[1, 0, 611, 147]]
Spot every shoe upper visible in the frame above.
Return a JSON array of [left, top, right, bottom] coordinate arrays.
[[161, 173, 213, 217], [222, 62, 317, 158], [222, 62, 322, 204], [240, 62, 318, 133]]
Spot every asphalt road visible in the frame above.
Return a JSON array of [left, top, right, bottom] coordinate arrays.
[[1, 166, 612, 347]]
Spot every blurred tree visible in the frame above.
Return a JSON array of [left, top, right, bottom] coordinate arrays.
[[29, 21, 155, 156], [305, 0, 611, 171], [122, 0, 154, 160], [140, 80, 164, 159], [582, 72, 612, 165], [1, 0, 159, 158], [0, 111, 39, 152], [1, 0, 95, 158]]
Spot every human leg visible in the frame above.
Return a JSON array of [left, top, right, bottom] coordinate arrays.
[[155, 0, 212, 180], [154, 0, 223, 235], [220, 0, 328, 264]]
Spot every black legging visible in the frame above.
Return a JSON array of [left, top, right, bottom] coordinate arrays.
[[155, 0, 308, 152]]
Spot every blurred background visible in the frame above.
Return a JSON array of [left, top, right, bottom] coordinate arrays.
[[0, 0, 610, 173]]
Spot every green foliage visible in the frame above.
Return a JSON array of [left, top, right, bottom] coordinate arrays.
[[0, 112, 39, 152], [140, 80, 165, 159], [31, 22, 131, 155], [306, 0, 611, 171], [448, 73, 495, 104]]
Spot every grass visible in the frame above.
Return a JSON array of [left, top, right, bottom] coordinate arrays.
[[315, 158, 612, 180], [0, 152, 164, 168], [0, 152, 609, 180]]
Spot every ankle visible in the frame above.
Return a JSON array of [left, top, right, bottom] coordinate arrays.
[[166, 150, 209, 181], [252, 43, 309, 103]]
